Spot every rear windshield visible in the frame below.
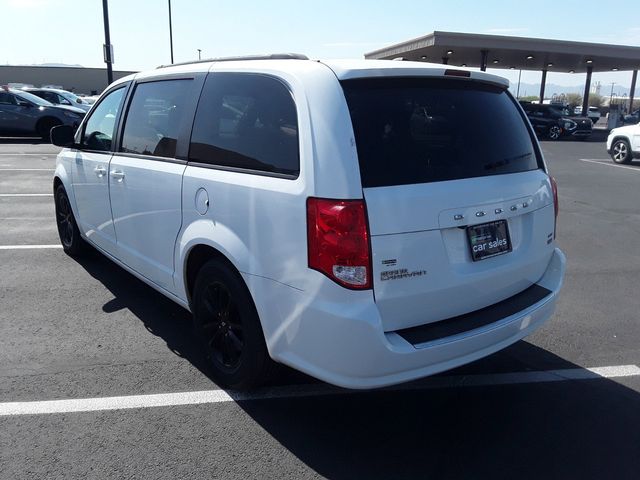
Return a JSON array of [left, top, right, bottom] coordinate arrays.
[[341, 78, 541, 188]]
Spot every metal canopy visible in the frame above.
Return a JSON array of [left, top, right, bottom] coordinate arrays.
[[365, 31, 640, 73]]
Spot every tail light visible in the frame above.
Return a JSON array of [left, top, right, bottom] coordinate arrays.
[[307, 197, 372, 289], [550, 176, 559, 238]]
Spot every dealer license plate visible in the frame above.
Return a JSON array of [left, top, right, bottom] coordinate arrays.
[[467, 220, 512, 262]]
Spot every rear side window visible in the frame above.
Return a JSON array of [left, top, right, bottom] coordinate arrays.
[[342, 78, 541, 188], [189, 73, 299, 177], [120, 79, 192, 159]]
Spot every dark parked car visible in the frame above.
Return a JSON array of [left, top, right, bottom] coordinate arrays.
[[520, 102, 592, 140], [0, 86, 85, 139], [624, 109, 639, 125]]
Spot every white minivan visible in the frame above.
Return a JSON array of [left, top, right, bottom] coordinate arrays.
[[51, 54, 565, 389]]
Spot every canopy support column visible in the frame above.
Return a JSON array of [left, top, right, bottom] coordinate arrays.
[[581, 66, 593, 117], [539, 69, 548, 104], [629, 69, 637, 113], [480, 50, 488, 71]]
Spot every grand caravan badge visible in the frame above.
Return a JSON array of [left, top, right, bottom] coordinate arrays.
[[381, 268, 427, 281]]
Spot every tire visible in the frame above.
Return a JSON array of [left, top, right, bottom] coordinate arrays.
[[36, 118, 61, 141], [54, 184, 85, 256], [611, 139, 632, 164], [547, 125, 562, 141], [192, 259, 274, 389]]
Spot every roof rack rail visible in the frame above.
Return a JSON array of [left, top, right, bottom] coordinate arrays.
[[157, 53, 309, 69]]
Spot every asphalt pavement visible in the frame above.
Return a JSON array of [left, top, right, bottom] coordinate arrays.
[[1, 137, 639, 479]]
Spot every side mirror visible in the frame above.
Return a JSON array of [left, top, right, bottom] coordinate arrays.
[[50, 124, 76, 147], [76, 98, 83, 104]]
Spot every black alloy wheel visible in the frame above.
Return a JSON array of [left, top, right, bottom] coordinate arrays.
[[200, 281, 244, 372], [547, 125, 562, 140], [54, 184, 84, 255], [192, 259, 274, 389]]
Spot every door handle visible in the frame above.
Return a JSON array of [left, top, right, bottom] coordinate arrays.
[[94, 166, 107, 177], [110, 169, 125, 182]]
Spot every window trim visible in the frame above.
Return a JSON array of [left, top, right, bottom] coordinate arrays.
[[75, 82, 131, 154], [186, 72, 301, 180], [187, 160, 299, 180], [116, 74, 205, 162]]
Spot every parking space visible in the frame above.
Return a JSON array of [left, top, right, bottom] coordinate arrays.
[[1, 139, 639, 479]]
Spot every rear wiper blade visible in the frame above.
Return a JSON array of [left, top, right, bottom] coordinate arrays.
[[483, 152, 532, 171]]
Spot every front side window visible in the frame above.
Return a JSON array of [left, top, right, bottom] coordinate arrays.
[[81, 87, 126, 152], [189, 73, 299, 177], [36, 91, 56, 103], [343, 77, 541, 187], [120, 79, 192, 159]]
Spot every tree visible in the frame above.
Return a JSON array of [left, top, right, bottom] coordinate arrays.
[[588, 93, 604, 108], [519, 95, 539, 102], [565, 93, 582, 108]]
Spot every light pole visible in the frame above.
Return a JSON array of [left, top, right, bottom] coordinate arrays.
[[197, 49, 201, 60], [101, 0, 113, 84], [168, 0, 174, 64], [516, 69, 522, 99], [610, 82, 616, 104]]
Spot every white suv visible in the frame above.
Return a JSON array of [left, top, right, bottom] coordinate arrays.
[[607, 123, 640, 164], [51, 55, 565, 389]]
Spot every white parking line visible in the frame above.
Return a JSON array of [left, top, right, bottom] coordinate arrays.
[[580, 158, 640, 172], [1, 364, 638, 416], [0, 245, 61, 250], [0, 194, 53, 197]]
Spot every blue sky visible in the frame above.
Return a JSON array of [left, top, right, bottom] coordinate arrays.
[[2, 0, 639, 91]]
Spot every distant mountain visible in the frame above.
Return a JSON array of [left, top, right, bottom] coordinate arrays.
[[35, 63, 85, 68], [510, 82, 637, 97]]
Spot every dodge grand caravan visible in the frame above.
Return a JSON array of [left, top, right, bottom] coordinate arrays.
[[51, 54, 566, 389]]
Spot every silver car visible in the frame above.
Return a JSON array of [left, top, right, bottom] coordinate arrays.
[[25, 88, 92, 112], [0, 87, 85, 140]]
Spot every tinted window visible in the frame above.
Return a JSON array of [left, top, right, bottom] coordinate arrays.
[[342, 78, 541, 188], [0, 92, 17, 105], [15, 91, 51, 106], [120, 79, 192, 159], [56, 93, 72, 105], [189, 73, 299, 176], [81, 87, 126, 151]]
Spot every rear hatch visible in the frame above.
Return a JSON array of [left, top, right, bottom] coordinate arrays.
[[342, 76, 556, 332]]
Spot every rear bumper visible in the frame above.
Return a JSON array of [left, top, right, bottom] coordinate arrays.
[[249, 248, 566, 390]]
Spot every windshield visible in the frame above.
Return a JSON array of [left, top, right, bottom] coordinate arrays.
[[550, 106, 572, 116], [342, 77, 541, 188], [14, 90, 53, 107], [61, 91, 85, 104]]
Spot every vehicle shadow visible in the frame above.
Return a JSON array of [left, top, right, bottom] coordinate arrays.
[[74, 247, 312, 385], [74, 249, 640, 480], [0, 136, 49, 145]]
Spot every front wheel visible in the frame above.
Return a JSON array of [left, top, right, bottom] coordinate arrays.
[[192, 259, 274, 389], [54, 184, 85, 256], [547, 125, 562, 140], [611, 139, 632, 164]]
